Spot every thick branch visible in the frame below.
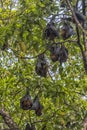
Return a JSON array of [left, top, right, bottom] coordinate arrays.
[[65, 0, 87, 35], [82, 0, 86, 48], [65, 0, 87, 73], [76, 25, 87, 72], [0, 109, 19, 130], [81, 0, 87, 73]]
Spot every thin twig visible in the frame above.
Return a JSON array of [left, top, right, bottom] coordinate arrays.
[[21, 49, 48, 59], [18, 41, 77, 59]]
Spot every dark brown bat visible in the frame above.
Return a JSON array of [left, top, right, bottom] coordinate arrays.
[[50, 43, 60, 62], [44, 22, 59, 40], [58, 45, 68, 64], [20, 89, 33, 110], [35, 54, 47, 77]]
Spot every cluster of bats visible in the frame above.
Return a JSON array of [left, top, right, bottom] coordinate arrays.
[[20, 90, 43, 116], [20, 89, 43, 129], [20, 4, 85, 130], [35, 9, 85, 77]]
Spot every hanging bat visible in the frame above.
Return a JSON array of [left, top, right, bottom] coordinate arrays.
[[31, 96, 43, 116], [58, 45, 68, 64], [74, 10, 85, 23], [20, 88, 33, 110], [44, 22, 59, 40], [50, 43, 60, 62], [35, 54, 47, 77], [61, 23, 74, 40]]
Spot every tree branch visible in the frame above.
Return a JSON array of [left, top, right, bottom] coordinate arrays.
[[65, 0, 87, 35], [76, 25, 87, 72], [65, 0, 87, 73], [0, 109, 19, 130]]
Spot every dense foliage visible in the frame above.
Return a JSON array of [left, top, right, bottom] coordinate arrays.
[[0, 0, 87, 130]]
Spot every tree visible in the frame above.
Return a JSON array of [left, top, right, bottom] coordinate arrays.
[[0, 0, 87, 130]]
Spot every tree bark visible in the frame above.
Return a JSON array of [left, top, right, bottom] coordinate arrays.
[[0, 109, 19, 130]]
